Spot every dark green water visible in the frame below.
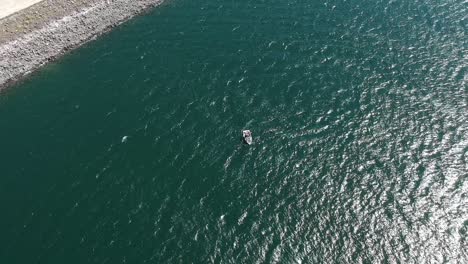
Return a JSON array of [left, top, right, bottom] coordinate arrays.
[[1, 0, 467, 263]]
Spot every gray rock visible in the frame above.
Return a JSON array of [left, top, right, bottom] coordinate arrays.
[[0, 0, 165, 91]]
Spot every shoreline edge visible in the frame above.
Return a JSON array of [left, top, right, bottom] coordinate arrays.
[[0, 0, 165, 91]]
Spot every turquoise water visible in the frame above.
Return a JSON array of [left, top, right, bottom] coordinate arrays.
[[1, 0, 467, 262]]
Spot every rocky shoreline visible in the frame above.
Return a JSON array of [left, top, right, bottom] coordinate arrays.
[[0, 0, 165, 91]]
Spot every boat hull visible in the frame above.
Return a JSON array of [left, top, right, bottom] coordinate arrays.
[[242, 130, 252, 145]]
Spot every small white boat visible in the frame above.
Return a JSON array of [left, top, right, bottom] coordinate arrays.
[[242, 130, 252, 145]]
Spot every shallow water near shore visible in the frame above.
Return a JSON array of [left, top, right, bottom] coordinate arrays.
[[0, 0, 467, 263]]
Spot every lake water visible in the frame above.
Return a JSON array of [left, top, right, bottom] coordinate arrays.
[[0, 0, 466, 262]]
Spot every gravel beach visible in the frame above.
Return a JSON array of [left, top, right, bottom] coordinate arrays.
[[0, 0, 165, 90]]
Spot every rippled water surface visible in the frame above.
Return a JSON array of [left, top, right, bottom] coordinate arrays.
[[0, 0, 467, 263]]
